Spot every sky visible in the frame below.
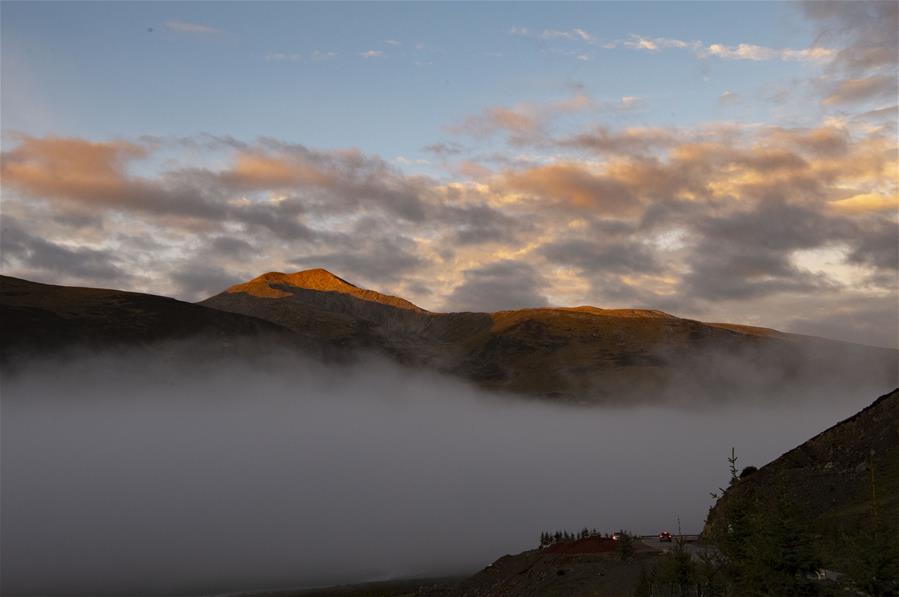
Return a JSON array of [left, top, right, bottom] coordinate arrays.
[[1, 1, 897, 347]]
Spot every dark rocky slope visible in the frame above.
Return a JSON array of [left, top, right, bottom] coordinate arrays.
[[0, 275, 316, 365]]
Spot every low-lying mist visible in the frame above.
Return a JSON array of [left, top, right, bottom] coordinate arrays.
[[1, 346, 892, 596]]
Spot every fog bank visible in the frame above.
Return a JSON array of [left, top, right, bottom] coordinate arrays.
[[1, 349, 890, 596]]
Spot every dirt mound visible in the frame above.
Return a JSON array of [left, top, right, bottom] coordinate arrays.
[[543, 536, 617, 555]]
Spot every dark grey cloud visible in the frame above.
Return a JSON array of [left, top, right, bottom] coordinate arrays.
[[290, 230, 423, 285], [785, 293, 899, 349], [847, 218, 899, 271], [169, 265, 247, 301], [442, 260, 549, 312], [1, 216, 130, 286], [802, 1, 898, 106], [442, 205, 528, 247], [695, 200, 852, 252], [208, 236, 257, 258], [681, 202, 847, 301], [683, 247, 836, 301], [802, 0, 898, 76], [540, 238, 660, 275], [242, 140, 432, 223], [231, 198, 318, 241]]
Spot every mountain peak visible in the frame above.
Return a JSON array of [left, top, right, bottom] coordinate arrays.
[[220, 268, 426, 311], [260, 269, 359, 292]]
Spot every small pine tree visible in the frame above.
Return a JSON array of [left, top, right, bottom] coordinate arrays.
[[842, 456, 899, 597], [652, 536, 697, 597], [740, 479, 821, 596], [695, 550, 726, 597], [633, 565, 653, 597], [616, 531, 636, 562]]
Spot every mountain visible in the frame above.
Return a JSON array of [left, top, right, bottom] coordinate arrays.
[[0, 275, 313, 364], [3, 270, 896, 403], [200, 269, 899, 403], [705, 388, 899, 551]]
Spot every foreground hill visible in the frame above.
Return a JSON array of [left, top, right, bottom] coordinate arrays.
[[0, 275, 314, 364], [705, 387, 899, 563], [200, 269, 899, 403]]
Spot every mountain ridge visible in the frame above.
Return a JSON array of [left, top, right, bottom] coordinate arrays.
[[0, 274, 314, 363], [225, 268, 426, 312], [3, 271, 897, 403], [200, 269, 897, 402]]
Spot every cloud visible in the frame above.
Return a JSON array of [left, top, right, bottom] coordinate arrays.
[[517, 27, 835, 64], [559, 125, 677, 156], [449, 105, 545, 145], [360, 50, 384, 59], [442, 260, 549, 312], [423, 142, 465, 157], [700, 43, 834, 62], [0, 135, 225, 219], [290, 230, 424, 285], [679, 201, 850, 301], [828, 193, 897, 214], [499, 163, 641, 215], [801, 0, 898, 75], [1, 216, 130, 287], [540, 28, 594, 42], [785, 293, 899, 349], [821, 76, 897, 105], [801, 1, 898, 107], [623, 35, 697, 51], [846, 218, 899, 272], [394, 156, 430, 166], [718, 90, 740, 105], [540, 238, 660, 276], [448, 90, 593, 145], [264, 53, 303, 62], [169, 264, 246, 300], [164, 20, 222, 34]]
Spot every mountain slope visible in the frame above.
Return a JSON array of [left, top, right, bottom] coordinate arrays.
[[705, 388, 899, 564], [200, 269, 899, 403], [2, 271, 895, 402], [0, 275, 311, 363]]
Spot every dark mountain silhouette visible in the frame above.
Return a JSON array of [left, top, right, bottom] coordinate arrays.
[[0, 275, 315, 364]]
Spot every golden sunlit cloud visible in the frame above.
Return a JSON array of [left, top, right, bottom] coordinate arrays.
[[828, 193, 898, 214]]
